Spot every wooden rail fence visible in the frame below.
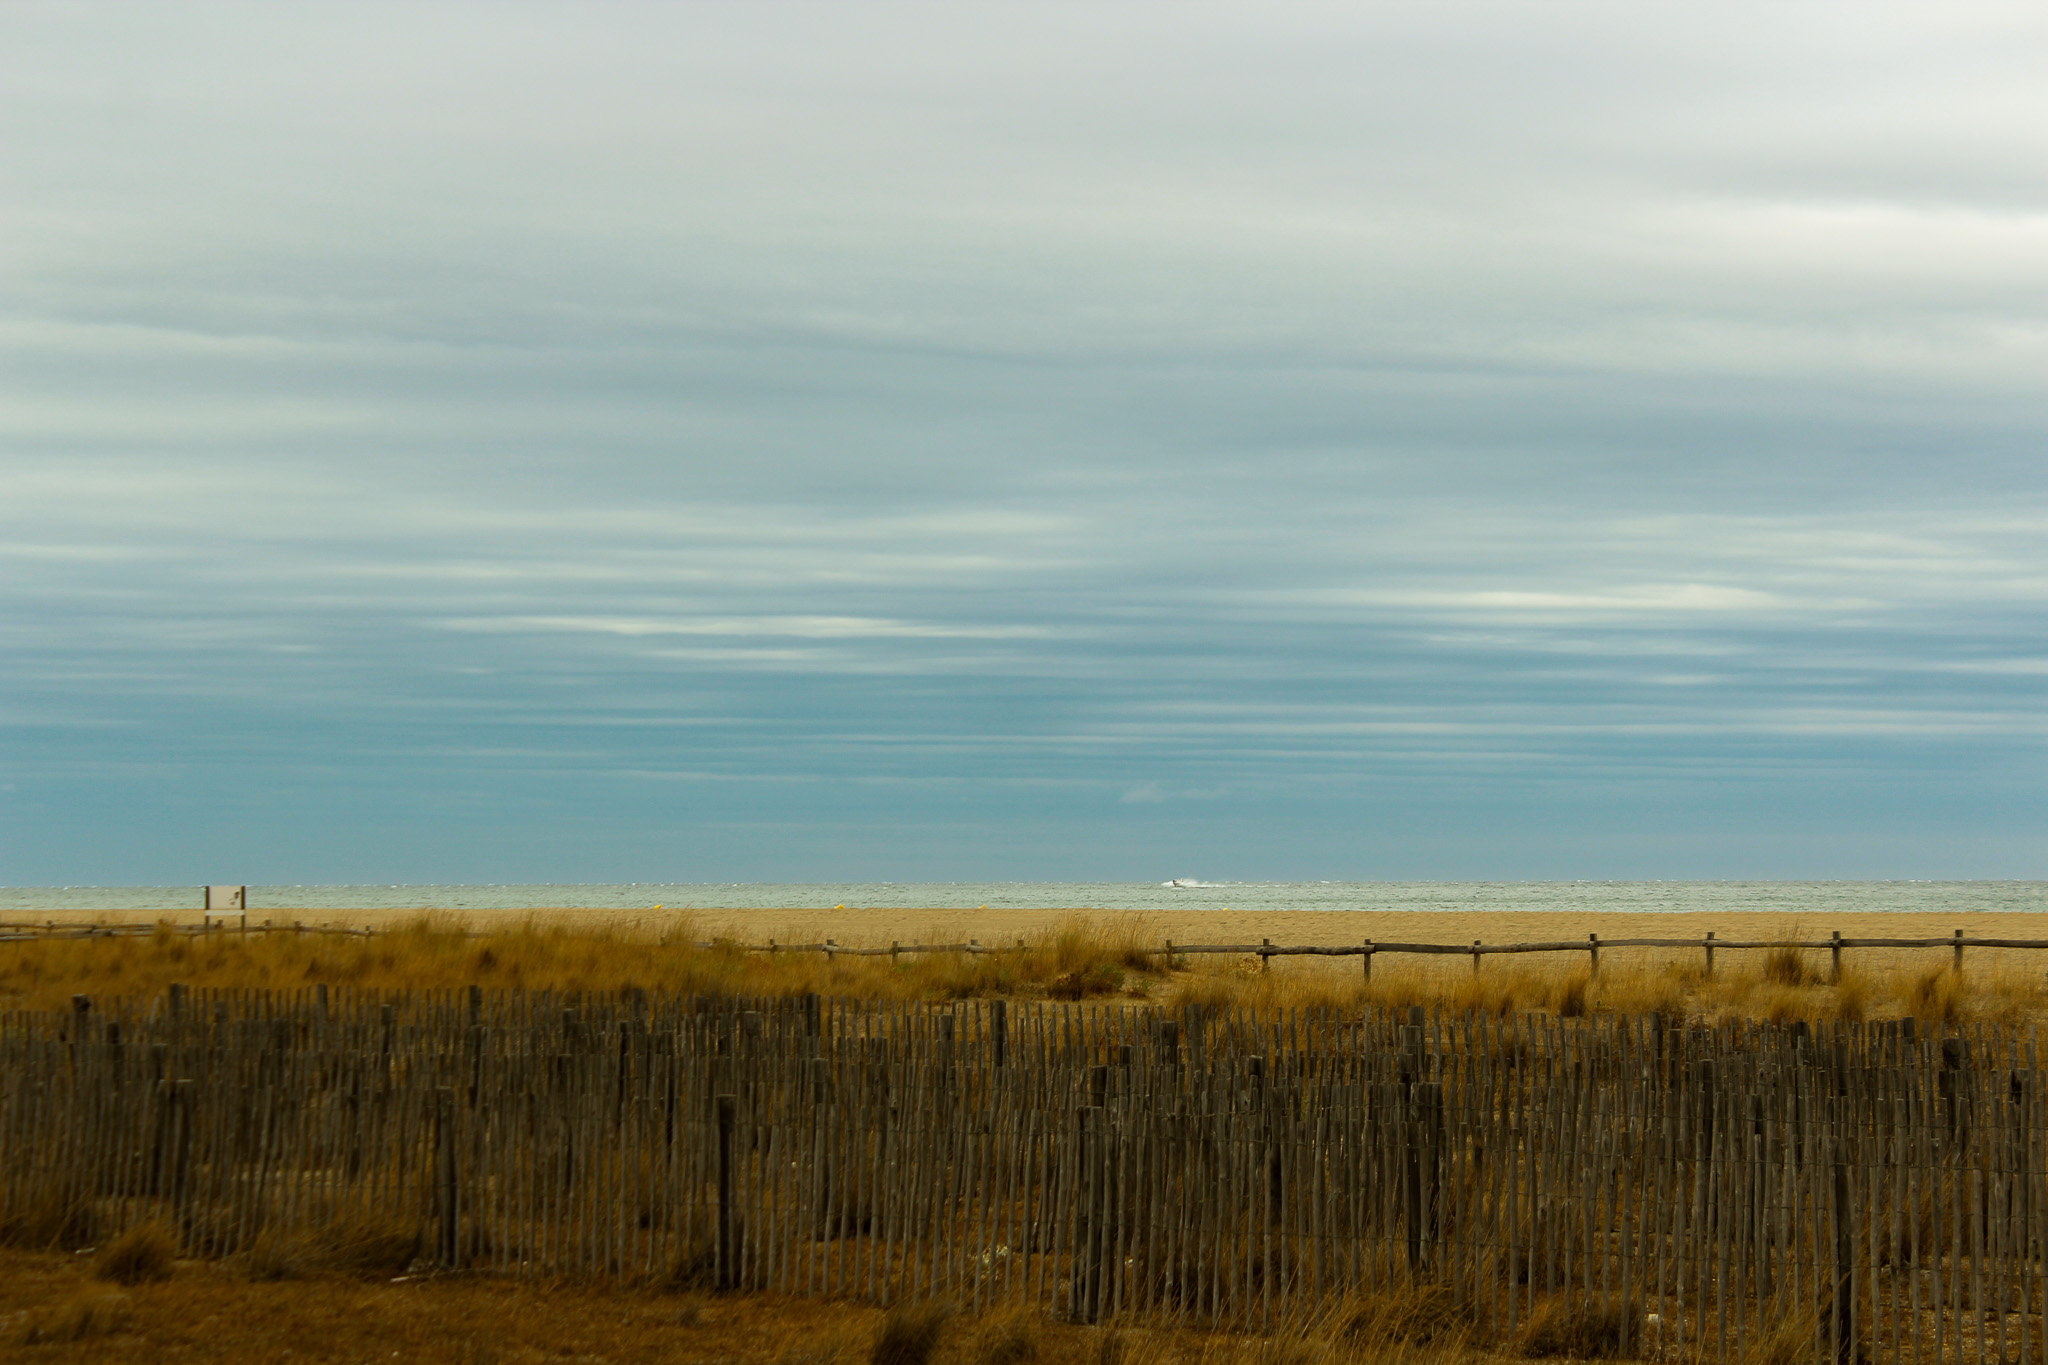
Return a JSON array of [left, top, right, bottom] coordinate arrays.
[[9, 988, 2048, 1361], [2, 920, 2038, 983]]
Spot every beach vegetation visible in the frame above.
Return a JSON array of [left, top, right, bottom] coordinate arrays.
[[4, 912, 2045, 1028], [93, 1221, 177, 1286], [0, 1241, 1517, 1365]]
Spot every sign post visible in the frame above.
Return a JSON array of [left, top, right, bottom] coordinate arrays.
[[203, 886, 246, 934]]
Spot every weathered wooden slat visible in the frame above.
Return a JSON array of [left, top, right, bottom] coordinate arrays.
[[12, 987, 2046, 1355]]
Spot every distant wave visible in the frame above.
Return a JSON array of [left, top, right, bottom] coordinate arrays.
[[3, 881, 2041, 914]]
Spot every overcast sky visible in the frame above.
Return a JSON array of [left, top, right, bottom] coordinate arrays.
[[3, 2, 2045, 884]]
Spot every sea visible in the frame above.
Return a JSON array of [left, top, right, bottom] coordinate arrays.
[[2, 881, 2043, 915]]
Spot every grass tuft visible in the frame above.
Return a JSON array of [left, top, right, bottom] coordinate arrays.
[[1553, 971, 1590, 1018], [975, 1308, 1041, 1365], [1764, 945, 1817, 987], [94, 1220, 177, 1285], [19, 1289, 132, 1345], [1518, 1294, 1638, 1359], [240, 1217, 420, 1281], [1909, 966, 1965, 1024], [1047, 963, 1126, 1000], [1743, 1311, 1822, 1365], [314, 1219, 421, 1278], [1333, 1280, 1467, 1348], [870, 1301, 952, 1365], [0, 1187, 94, 1251], [1835, 971, 1871, 1021]]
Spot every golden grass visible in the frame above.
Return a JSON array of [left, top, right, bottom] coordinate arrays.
[[1162, 951, 2047, 1028], [0, 1183, 94, 1253], [1515, 1293, 1637, 1359], [241, 1216, 423, 1282], [873, 1302, 954, 1365], [0, 1244, 1516, 1364], [6, 913, 2046, 1027], [0, 914, 1170, 1013], [15, 1288, 132, 1347], [93, 1221, 177, 1286]]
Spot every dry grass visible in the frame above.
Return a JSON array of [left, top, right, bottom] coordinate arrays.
[[1742, 1312, 1821, 1365], [0, 1186, 94, 1252], [1164, 947, 2048, 1029], [8, 913, 2048, 1028], [1517, 1294, 1638, 1359], [872, 1302, 954, 1365], [93, 1221, 177, 1286], [1328, 1281, 1468, 1349], [15, 1289, 131, 1346], [1763, 943, 1818, 987], [0, 1235, 1889, 1365], [0, 1244, 1511, 1365], [241, 1216, 422, 1282], [0, 914, 1172, 1012], [975, 1308, 1043, 1365]]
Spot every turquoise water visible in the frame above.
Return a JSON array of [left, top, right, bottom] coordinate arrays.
[[3, 881, 2043, 915]]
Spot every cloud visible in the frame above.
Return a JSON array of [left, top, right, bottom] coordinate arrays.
[[1274, 584, 1792, 615], [1, 3, 2045, 879], [440, 615, 1054, 640]]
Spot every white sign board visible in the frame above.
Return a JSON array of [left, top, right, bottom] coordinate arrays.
[[204, 885, 245, 913]]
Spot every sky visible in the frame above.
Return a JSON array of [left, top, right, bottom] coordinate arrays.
[[3, 2, 2045, 885]]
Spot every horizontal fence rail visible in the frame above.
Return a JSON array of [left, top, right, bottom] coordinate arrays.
[[9, 987, 2048, 1363]]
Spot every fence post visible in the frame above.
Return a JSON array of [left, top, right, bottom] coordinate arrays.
[[435, 1086, 460, 1266], [1185, 1002, 1206, 1073], [1954, 929, 1965, 974], [990, 999, 1008, 1069], [811, 1059, 835, 1239], [1830, 931, 1842, 985], [1401, 1007, 1427, 1271], [1156, 1018, 1180, 1071], [1704, 930, 1715, 978], [1830, 1102, 1856, 1364], [1588, 933, 1600, 978], [1471, 940, 1481, 975], [1940, 1037, 1967, 1148], [715, 1093, 737, 1290], [168, 1077, 194, 1209], [1362, 940, 1374, 982], [1072, 1105, 1104, 1322], [1692, 1057, 1717, 1170], [1261, 938, 1272, 973]]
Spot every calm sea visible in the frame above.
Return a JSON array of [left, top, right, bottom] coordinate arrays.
[[2, 881, 2043, 915]]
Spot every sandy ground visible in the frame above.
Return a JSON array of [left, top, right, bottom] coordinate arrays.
[[25, 904, 2048, 984]]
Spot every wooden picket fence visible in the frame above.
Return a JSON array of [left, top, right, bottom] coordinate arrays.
[[9, 987, 2048, 1362]]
